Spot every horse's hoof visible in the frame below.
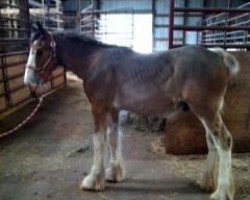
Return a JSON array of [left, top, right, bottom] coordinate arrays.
[[105, 164, 125, 183], [209, 189, 234, 200], [80, 174, 105, 191], [197, 177, 216, 193]]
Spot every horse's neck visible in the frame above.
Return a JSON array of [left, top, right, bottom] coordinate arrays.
[[55, 35, 102, 80]]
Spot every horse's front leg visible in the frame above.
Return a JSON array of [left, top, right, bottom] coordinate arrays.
[[105, 110, 126, 182], [80, 107, 107, 191]]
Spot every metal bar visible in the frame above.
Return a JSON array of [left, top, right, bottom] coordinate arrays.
[[168, 0, 175, 49], [183, 0, 188, 46], [173, 25, 250, 31], [1, 53, 12, 108], [173, 44, 250, 49], [0, 27, 28, 31], [28, 0, 44, 8], [81, 9, 151, 15], [0, 3, 27, 10], [0, 56, 8, 109], [0, 72, 24, 83], [174, 7, 250, 13], [0, 17, 28, 23], [154, 24, 169, 28], [203, 30, 248, 38], [152, 0, 156, 51], [0, 51, 27, 57], [155, 13, 202, 17], [0, 38, 27, 42], [228, 12, 250, 21]]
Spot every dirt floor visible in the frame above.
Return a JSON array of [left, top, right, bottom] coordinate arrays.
[[0, 74, 249, 200]]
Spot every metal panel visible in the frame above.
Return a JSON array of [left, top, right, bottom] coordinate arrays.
[[100, 0, 152, 11], [168, 0, 250, 49]]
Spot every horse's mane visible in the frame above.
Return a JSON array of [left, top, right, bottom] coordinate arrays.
[[54, 32, 113, 48]]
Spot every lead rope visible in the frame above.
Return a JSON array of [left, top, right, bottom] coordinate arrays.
[[0, 88, 56, 139]]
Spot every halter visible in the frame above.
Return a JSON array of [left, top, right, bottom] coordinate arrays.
[[27, 33, 57, 74]]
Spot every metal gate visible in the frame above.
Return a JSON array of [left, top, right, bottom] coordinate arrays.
[[80, 6, 134, 49]]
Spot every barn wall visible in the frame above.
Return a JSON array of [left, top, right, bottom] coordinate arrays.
[[62, 0, 246, 51], [0, 51, 66, 118]]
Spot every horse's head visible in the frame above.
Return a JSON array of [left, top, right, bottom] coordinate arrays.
[[24, 22, 57, 90]]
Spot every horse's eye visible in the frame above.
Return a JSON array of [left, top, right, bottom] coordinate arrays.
[[37, 51, 43, 56]]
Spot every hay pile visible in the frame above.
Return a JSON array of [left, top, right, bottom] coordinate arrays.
[[123, 112, 166, 133]]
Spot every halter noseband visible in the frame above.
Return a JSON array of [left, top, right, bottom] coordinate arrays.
[[27, 33, 56, 73]]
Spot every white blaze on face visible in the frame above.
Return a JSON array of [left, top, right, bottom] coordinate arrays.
[[23, 40, 39, 85]]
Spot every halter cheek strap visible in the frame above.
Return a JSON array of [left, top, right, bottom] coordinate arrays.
[[27, 33, 57, 73]]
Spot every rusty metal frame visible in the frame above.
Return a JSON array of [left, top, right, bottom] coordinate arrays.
[[168, 0, 250, 49]]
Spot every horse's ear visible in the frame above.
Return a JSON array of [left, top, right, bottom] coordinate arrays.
[[36, 21, 49, 38]]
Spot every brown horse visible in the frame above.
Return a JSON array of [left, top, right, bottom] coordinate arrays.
[[24, 23, 239, 200]]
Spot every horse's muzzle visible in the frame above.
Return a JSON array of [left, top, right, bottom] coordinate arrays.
[[28, 84, 39, 98]]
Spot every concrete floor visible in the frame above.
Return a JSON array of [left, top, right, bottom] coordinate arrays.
[[0, 76, 249, 200]]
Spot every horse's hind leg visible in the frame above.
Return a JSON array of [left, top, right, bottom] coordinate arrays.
[[105, 109, 126, 182], [198, 129, 219, 193], [200, 114, 234, 200], [193, 102, 234, 200], [80, 106, 107, 191]]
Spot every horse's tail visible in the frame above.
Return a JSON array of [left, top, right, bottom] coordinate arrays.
[[209, 48, 240, 76]]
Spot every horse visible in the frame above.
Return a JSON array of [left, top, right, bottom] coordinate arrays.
[[24, 22, 239, 200]]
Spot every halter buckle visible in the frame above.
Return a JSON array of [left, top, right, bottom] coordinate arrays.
[[50, 41, 56, 48]]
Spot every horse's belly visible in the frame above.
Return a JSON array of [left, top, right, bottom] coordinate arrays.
[[117, 92, 175, 116]]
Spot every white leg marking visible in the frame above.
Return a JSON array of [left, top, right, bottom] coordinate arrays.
[[80, 132, 105, 190], [210, 147, 233, 200], [106, 124, 126, 182], [200, 117, 234, 199], [199, 119, 219, 192]]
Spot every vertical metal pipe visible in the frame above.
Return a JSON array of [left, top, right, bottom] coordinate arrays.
[[168, 0, 175, 49], [152, 0, 156, 51], [77, 0, 80, 33], [183, 0, 188, 46], [1, 55, 11, 108], [24, 0, 30, 50]]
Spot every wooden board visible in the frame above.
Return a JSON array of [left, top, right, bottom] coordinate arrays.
[[8, 76, 24, 91], [0, 53, 66, 118], [7, 64, 25, 78], [5, 54, 27, 66], [0, 83, 4, 96], [0, 97, 7, 112], [0, 70, 3, 81], [10, 87, 30, 105]]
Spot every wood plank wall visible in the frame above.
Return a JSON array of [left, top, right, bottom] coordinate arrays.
[[0, 51, 66, 118]]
